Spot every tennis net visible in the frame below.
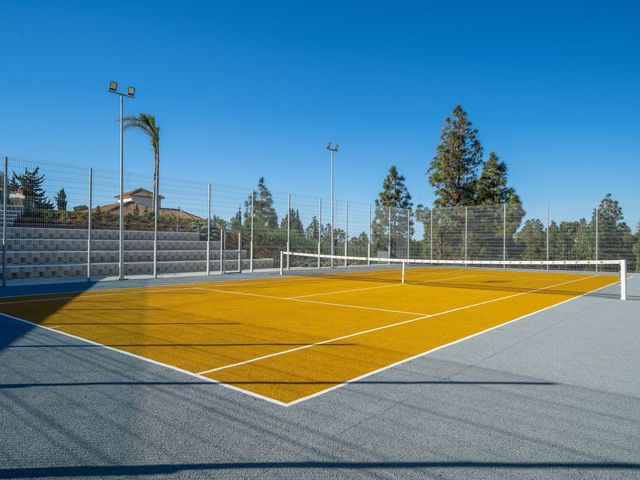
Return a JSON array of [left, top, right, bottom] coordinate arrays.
[[280, 251, 628, 300]]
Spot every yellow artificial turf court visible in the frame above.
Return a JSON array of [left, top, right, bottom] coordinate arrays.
[[0, 266, 620, 405]]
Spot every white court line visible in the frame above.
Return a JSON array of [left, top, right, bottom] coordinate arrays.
[[410, 273, 478, 285], [289, 283, 400, 299], [0, 286, 194, 306], [0, 312, 290, 407], [197, 274, 599, 375], [286, 278, 618, 406], [289, 273, 479, 299], [192, 287, 428, 316]]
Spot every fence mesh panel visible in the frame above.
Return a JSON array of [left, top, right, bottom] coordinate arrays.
[[1, 155, 638, 284]]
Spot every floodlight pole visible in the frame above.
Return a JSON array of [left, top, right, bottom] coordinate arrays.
[[118, 94, 124, 279], [2, 156, 7, 287], [108, 82, 135, 280], [327, 143, 339, 267]]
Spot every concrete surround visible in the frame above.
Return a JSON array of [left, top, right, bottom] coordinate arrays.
[[2, 226, 274, 281]]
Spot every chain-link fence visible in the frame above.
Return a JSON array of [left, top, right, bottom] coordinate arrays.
[[1, 155, 638, 285]]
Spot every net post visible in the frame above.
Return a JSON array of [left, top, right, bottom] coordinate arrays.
[[595, 207, 599, 272], [87, 167, 92, 281], [620, 259, 627, 301], [317, 197, 321, 268], [2, 156, 8, 287], [287, 193, 291, 271], [219, 228, 224, 275], [502, 203, 506, 268], [280, 251, 284, 276], [206, 184, 211, 276], [406, 208, 410, 260], [401, 260, 405, 285], [344, 201, 348, 267], [368, 204, 371, 266], [250, 190, 254, 272]]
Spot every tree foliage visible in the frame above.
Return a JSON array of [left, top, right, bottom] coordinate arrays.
[[245, 177, 278, 229], [124, 113, 161, 212], [428, 105, 483, 207], [54, 188, 67, 211], [10, 166, 53, 214], [372, 166, 413, 256]]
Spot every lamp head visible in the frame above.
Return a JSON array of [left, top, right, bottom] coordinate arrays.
[[108, 81, 118, 92]]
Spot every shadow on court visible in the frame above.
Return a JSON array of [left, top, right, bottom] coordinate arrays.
[[1, 460, 639, 478], [0, 282, 99, 354], [0, 379, 558, 389]]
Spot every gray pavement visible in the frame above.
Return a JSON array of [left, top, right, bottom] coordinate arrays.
[[0, 276, 638, 479]]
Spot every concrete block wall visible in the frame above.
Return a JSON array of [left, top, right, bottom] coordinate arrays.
[[1, 226, 275, 282]]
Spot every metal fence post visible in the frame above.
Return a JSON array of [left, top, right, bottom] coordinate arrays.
[[621, 259, 627, 301], [595, 206, 599, 272], [387, 206, 391, 263], [368, 204, 372, 265], [238, 224, 242, 273], [317, 197, 322, 268], [503, 203, 506, 267], [464, 206, 468, 264], [250, 190, 254, 272], [546, 203, 550, 268], [153, 169, 158, 279], [287, 193, 291, 270], [2, 156, 7, 287], [406, 208, 410, 260], [206, 184, 211, 275], [430, 208, 433, 260], [220, 228, 224, 275], [87, 168, 92, 281], [344, 201, 348, 267]]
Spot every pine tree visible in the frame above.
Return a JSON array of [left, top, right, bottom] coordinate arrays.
[[229, 207, 242, 230], [281, 209, 304, 235], [245, 177, 278, 229], [475, 152, 521, 205], [11, 166, 53, 214], [306, 216, 320, 239], [428, 105, 483, 207], [592, 194, 634, 266], [372, 166, 413, 256], [54, 188, 67, 211]]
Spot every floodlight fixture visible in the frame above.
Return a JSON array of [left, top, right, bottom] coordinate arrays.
[[127, 86, 136, 97], [108, 81, 118, 92]]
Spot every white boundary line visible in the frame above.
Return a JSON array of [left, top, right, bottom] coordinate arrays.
[[1, 274, 622, 408], [192, 287, 428, 316], [197, 275, 599, 375], [288, 273, 479, 299], [288, 283, 400, 299], [0, 312, 290, 407], [285, 279, 618, 406], [0, 286, 194, 305]]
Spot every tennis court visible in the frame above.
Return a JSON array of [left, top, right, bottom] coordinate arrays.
[[0, 259, 623, 406]]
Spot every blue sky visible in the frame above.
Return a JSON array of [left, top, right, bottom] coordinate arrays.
[[1, 0, 638, 224]]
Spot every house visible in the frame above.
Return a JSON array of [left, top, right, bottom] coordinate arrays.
[[115, 188, 165, 208], [93, 188, 202, 221]]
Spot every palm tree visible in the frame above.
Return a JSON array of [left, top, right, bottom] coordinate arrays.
[[123, 113, 161, 278], [123, 113, 160, 213]]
